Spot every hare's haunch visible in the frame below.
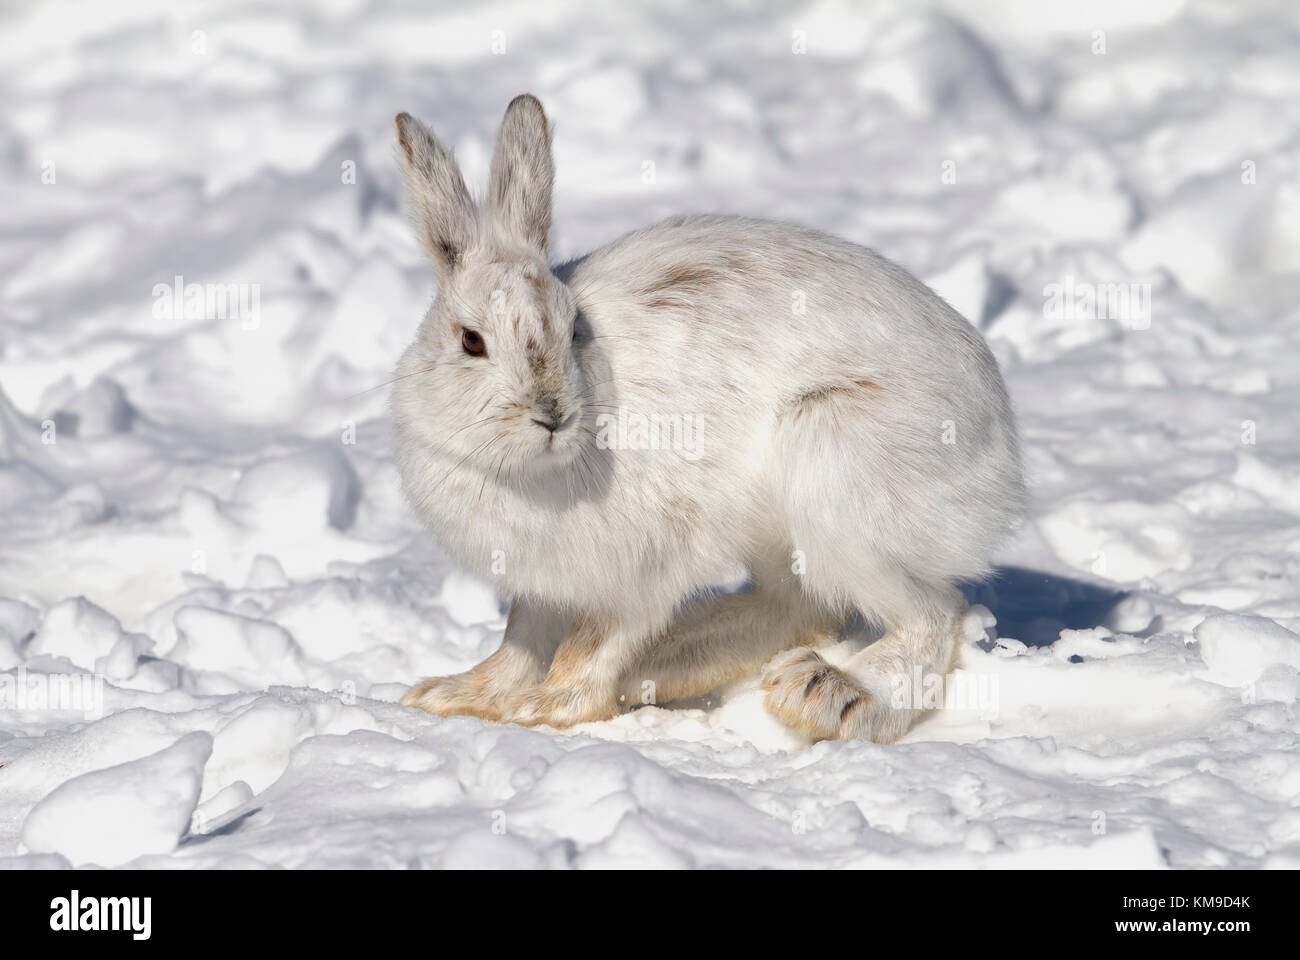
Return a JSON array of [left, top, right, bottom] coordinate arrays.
[[393, 95, 1024, 742]]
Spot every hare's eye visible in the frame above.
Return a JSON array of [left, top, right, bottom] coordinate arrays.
[[461, 328, 486, 357]]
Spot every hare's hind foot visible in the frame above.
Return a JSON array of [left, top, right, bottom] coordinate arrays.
[[761, 648, 907, 744]]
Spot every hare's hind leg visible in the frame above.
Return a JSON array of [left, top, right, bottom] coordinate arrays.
[[403, 599, 567, 721], [761, 585, 965, 743], [762, 382, 970, 742]]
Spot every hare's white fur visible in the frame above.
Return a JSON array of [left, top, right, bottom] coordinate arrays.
[[393, 96, 1024, 742]]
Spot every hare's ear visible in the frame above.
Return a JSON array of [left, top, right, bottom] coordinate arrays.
[[487, 94, 553, 257], [394, 112, 477, 278]]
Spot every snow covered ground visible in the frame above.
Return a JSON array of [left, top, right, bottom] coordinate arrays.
[[2, 0, 1299, 868]]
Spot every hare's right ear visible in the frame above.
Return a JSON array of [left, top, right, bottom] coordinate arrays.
[[487, 94, 553, 257], [394, 112, 477, 279]]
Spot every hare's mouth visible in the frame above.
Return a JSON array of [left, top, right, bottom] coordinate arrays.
[[531, 410, 574, 439], [529, 414, 580, 461]]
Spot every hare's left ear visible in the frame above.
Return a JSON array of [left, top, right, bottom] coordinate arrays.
[[487, 94, 553, 257], [394, 112, 477, 281]]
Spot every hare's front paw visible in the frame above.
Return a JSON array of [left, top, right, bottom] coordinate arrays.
[[402, 675, 508, 722], [500, 686, 617, 729], [762, 649, 901, 743]]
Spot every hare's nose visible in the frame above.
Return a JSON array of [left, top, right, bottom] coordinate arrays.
[[531, 416, 559, 433]]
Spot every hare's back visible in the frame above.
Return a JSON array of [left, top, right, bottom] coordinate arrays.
[[562, 215, 991, 403]]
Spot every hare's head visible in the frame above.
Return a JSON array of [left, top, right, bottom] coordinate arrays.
[[393, 95, 586, 473]]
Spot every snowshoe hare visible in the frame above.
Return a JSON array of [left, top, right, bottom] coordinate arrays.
[[393, 95, 1023, 743]]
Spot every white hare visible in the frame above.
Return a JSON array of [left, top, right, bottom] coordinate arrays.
[[393, 95, 1024, 743]]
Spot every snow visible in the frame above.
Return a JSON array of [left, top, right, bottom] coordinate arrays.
[[1, 0, 1298, 868], [1194, 613, 1300, 688], [22, 732, 212, 865]]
